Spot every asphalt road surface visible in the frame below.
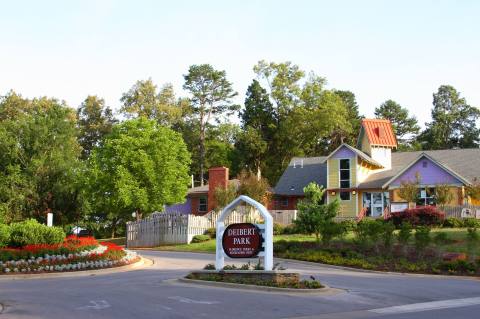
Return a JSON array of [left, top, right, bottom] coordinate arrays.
[[1, 250, 480, 319]]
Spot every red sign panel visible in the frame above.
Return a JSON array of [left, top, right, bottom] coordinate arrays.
[[222, 223, 263, 258]]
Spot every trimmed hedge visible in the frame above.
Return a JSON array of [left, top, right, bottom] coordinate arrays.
[[191, 234, 211, 243], [7, 219, 66, 247], [387, 206, 445, 227]]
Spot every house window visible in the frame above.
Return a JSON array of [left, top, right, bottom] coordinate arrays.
[[281, 197, 289, 207], [340, 191, 350, 201], [199, 197, 208, 212], [416, 188, 436, 206], [339, 159, 351, 188]]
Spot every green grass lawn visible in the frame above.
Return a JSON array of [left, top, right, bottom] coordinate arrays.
[[152, 228, 479, 255]]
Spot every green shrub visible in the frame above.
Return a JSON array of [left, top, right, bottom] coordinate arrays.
[[443, 217, 464, 228], [341, 220, 357, 232], [204, 228, 216, 239], [397, 222, 412, 245], [7, 219, 65, 247], [42, 226, 66, 245], [464, 218, 480, 228], [433, 232, 449, 245], [203, 263, 215, 270], [414, 226, 431, 252], [273, 223, 285, 235], [0, 224, 10, 247], [355, 219, 384, 247], [320, 221, 347, 245], [382, 222, 395, 250], [191, 234, 211, 243], [282, 224, 300, 234]]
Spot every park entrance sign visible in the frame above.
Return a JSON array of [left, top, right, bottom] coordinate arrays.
[[222, 223, 262, 258], [215, 195, 273, 270]]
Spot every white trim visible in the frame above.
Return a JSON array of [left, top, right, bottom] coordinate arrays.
[[215, 195, 273, 271], [382, 153, 470, 188]]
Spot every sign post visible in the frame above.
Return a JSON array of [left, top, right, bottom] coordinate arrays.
[[215, 195, 273, 271]]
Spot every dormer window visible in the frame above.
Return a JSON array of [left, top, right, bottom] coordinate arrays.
[[339, 159, 351, 188]]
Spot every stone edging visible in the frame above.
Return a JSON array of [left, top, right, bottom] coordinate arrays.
[[0, 257, 153, 281], [174, 278, 344, 295]]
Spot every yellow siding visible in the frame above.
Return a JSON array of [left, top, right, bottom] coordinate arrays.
[[327, 158, 356, 188], [328, 192, 357, 217], [328, 159, 339, 189]]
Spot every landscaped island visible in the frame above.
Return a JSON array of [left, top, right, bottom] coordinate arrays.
[[0, 220, 138, 274]]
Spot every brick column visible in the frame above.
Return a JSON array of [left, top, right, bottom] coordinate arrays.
[[207, 167, 229, 212]]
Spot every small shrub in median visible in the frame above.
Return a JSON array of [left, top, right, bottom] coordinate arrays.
[[273, 223, 285, 235], [191, 235, 211, 243]]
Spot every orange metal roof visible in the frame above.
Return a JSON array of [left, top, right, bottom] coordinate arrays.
[[361, 119, 397, 148]]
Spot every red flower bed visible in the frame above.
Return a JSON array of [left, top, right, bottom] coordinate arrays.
[[0, 236, 99, 262], [387, 206, 445, 227]]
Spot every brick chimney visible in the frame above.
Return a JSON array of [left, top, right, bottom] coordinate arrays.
[[207, 167, 229, 212]]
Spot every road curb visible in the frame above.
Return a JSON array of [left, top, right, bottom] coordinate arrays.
[[171, 278, 345, 295], [141, 249, 480, 281], [0, 257, 154, 281], [275, 258, 480, 281]]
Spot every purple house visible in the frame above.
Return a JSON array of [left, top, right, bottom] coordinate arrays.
[[273, 119, 480, 218]]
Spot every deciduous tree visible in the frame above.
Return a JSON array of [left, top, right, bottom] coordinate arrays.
[[420, 85, 480, 149], [87, 118, 191, 227]]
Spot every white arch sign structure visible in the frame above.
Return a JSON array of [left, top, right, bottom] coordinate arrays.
[[215, 195, 273, 271]]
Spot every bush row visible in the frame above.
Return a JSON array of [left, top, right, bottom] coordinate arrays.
[[0, 219, 65, 248]]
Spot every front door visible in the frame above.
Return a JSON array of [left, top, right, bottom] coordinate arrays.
[[363, 192, 384, 217], [371, 193, 383, 217]]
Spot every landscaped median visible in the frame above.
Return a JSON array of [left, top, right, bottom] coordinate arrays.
[[0, 220, 139, 275], [183, 262, 325, 291]]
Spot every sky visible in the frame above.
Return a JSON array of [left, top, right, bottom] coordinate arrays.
[[1, 0, 479, 127]]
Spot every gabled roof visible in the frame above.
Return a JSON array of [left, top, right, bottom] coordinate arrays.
[[360, 119, 397, 148], [274, 157, 327, 195], [381, 152, 470, 188], [326, 143, 384, 168], [358, 148, 480, 189]]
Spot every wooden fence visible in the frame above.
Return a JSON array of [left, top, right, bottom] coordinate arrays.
[[441, 204, 480, 218], [126, 206, 265, 248]]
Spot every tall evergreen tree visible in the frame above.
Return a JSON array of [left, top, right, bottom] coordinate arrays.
[[375, 99, 420, 149], [183, 64, 238, 185], [77, 96, 117, 159], [420, 85, 480, 149], [332, 90, 363, 148]]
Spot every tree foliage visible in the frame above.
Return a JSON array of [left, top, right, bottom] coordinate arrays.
[[86, 118, 191, 226], [294, 182, 341, 244], [420, 85, 480, 149], [77, 95, 117, 159], [120, 79, 184, 127], [397, 172, 421, 206], [375, 99, 420, 148], [0, 91, 83, 224], [183, 64, 238, 185]]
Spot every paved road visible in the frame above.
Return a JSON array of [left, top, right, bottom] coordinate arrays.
[[1, 250, 480, 319]]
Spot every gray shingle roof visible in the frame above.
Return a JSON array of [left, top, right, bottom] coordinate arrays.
[[359, 148, 480, 188], [274, 157, 327, 195], [188, 179, 240, 195], [274, 148, 480, 195]]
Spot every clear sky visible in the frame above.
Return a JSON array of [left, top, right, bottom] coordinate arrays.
[[1, 0, 479, 127]]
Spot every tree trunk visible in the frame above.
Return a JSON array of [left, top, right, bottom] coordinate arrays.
[[199, 127, 206, 186], [136, 208, 142, 221], [111, 224, 116, 239]]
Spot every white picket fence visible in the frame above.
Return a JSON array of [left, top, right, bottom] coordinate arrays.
[[126, 206, 264, 248]]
